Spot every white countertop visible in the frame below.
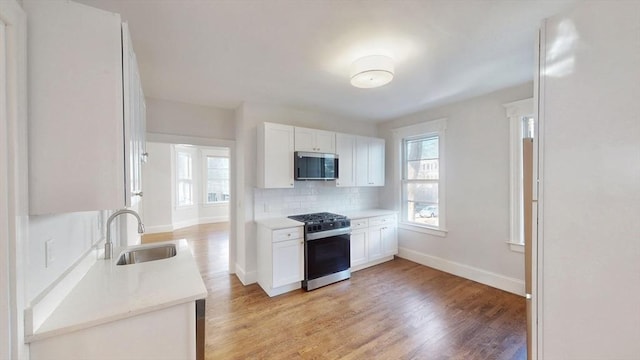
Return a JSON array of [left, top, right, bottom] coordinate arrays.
[[27, 239, 207, 343], [255, 217, 304, 230], [343, 209, 397, 219]]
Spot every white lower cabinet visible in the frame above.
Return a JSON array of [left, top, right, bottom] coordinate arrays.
[[257, 225, 304, 297], [350, 213, 398, 272], [350, 228, 368, 268], [30, 302, 196, 360]]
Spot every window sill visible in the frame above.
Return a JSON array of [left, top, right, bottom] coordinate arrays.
[[506, 241, 525, 253], [399, 222, 448, 237]]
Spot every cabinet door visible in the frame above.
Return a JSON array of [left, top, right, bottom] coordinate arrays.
[[350, 229, 368, 267], [355, 136, 385, 187], [381, 225, 398, 256], [368, 226, 383, 260], [294, 127, 335, 153], [272, 239, 303, 288], [258, 123, 294, 188], [314, 129, 336, 153], [355, 136, 370, 187], [336, 133, 356, 187], [293, 127, 316, 152], [368, 137, 385, 186], [26, 0, 125, 215]]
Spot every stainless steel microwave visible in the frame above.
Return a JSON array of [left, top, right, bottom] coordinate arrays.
[[294, 152, 339, 180]]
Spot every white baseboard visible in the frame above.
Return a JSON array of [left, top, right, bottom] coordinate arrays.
[[398, 247, 525, 296], [172, 218, 200, 231], [199, 216, 229, 224], [234, 263, 257, 285], [145, 224, 173, 234]]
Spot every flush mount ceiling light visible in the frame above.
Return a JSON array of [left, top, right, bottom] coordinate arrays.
[[350, 55, 394, 89]]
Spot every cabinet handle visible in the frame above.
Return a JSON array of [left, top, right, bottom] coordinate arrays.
[[287, 233, 291, 237], [133, 191, 143, 197]]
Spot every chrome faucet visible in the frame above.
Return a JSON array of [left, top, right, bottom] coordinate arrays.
[[105, 209, 145, 260]]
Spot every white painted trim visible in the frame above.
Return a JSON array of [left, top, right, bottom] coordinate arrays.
[[0, 1, 28, 358], [144, 225, 174, 234], [533, 23, 546, 360], [506, 241, 525, 253], [398, 222, 448, 237], [392, 118, 448, 233], [504, 97, 534, 246], [234, 263, 257, 285], [172, 218, 199, 231], [25, 247, 99, 336], [198, 215, 228, 224], [398, 247, 525, 296]]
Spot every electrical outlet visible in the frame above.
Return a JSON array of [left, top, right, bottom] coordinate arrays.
[[45, 239, 55, 268]]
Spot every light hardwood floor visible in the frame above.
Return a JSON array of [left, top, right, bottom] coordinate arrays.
[[143, 223, 526, 360]]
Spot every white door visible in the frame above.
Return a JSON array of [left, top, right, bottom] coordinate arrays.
[[350, 229, 367, 267]]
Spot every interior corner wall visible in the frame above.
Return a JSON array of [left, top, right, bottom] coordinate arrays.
[[145, 97, 235, 140], [377, 82, 533, 294]]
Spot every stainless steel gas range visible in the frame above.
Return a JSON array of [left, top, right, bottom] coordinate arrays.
[[288, 212, 351, 291]]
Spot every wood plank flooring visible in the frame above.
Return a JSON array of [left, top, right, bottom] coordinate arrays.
[[143, 223, 526, 360]]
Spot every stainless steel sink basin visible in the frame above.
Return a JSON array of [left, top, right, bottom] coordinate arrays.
[[116, 244, 177, 265]]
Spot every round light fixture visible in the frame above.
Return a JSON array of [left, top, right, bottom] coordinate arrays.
[[350, 55, 394, 89]]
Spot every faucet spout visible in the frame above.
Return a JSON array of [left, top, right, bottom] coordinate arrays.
[[105, 209, 145, 260]]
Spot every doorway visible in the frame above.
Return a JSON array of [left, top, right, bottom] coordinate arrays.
[[142, 134, 235, 274]]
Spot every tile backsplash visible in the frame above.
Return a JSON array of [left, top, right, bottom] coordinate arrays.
[[254, 181, 380, 220]]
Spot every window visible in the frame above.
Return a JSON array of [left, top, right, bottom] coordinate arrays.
[[394, 118, 447, 236], [404, 136, 440, 227], [504, 98, 534, 251], [176, 150, 193, 207], [204, 155, 230, 204]]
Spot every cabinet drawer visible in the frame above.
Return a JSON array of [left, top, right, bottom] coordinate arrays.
[[350, 218, 369, 230], [369, 215, 397, 227], [273, 227, 303, 242]]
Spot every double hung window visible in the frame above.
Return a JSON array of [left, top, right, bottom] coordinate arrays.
[[204, 155, 230, 204], [176, 150, 193, 207], [395, 118, 447, 236]]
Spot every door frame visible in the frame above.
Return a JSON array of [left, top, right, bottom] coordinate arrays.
[[0, 0, 28, 358]]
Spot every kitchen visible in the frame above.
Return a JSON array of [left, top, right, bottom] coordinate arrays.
[[2, 0, 639, 359]]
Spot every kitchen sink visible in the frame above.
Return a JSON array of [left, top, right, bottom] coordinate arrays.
[[116, 244, 177, 265]]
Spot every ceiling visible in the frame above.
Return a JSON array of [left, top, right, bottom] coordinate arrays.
[[77, 0, 575, 122]]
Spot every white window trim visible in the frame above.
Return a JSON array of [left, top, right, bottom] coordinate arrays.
[[201, 148, 230, 206], [504, 98, 533, 252], [392, 118, 447, 237]]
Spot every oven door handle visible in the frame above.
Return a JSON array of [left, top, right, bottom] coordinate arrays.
[[306, 227, 352, 241]]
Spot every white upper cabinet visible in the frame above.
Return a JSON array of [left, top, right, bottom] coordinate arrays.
[[335, 133, 356, 187], [356, 136, 385, 187], [294, 127, 336, 153], [26, 0, 146, 215], [257, 122, 295, 189]]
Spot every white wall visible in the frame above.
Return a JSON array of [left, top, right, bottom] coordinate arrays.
[[539, 2, 640, 358], [377, 82, 533, 294], [234, 102, 379, 284], [146, 97, 235, 140], [27, 211, 105, 303]]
